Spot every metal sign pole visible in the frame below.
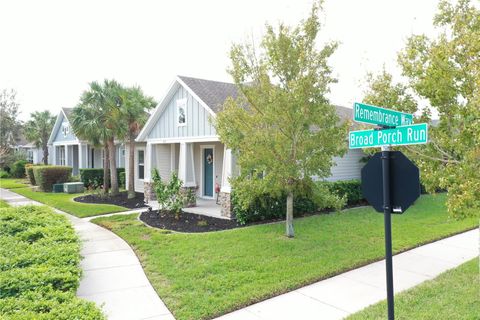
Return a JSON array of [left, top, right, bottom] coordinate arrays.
[[381, 145, 394, 320]]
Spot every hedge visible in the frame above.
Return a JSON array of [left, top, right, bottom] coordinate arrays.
[[326, 179, 363, 205], [32, 166, 72, 192], [25, 164, 36, 185], [79, 168, 125, 189], [11, 160, 28, 178], [0, 205, 105, 319], [233, 179, 365, 224]]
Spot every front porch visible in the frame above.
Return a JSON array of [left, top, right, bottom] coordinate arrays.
[[143, 139, 236, 218], [183, 198, 227, 219]]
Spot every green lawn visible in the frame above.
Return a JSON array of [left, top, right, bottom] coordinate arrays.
[[13, 187, 126, 218], [92, 193, 477, 320], [0, 199, 10, 208], [348, 258, 479, 320], [0, 178, 29, 189]]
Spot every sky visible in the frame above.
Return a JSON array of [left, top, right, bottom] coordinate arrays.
[[0, 0, 440, 121]]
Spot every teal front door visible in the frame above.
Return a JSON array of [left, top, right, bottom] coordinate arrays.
[[203, 148, 214, 197]]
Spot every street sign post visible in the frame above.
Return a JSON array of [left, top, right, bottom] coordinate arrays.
[[349, 123, 428, 149], [354, 102, 413, 127], [350, 102, 427, 320]]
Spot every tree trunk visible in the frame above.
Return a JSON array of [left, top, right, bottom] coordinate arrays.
[[103, 144, 110, 194], [108, 137, 119, 196], [42, 143, 49, 165], [127, 135, 135, 199], [286, 191, 294, 238]]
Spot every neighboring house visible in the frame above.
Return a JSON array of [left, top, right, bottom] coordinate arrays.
[[134, 75, 365, 218], [13, 134, 48, 164], [48, 108, 125, 175]]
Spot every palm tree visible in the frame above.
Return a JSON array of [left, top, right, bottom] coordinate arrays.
[[24, 111, 55, 164], [118, 86, 156, 199], [71, 82, 114, 194]]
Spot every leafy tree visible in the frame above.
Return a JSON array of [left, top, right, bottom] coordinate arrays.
[[215, 1, 346, 237], [24, 111, 55, 164], [0, 89, 22, 155], [118, 86, 156, 199], [363, 0, 479, 218]]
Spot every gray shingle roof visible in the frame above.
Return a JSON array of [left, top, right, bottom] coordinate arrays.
[[178, 75, 353, 121], [178, 76, 240, 113]]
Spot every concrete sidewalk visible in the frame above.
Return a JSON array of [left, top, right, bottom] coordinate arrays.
[[0, 188, 174, 320], [215, 229, 478, 320]]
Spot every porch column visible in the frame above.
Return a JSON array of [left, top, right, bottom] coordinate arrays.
[[78, 143, 84, 169], [64, 145, 69, 166], [221, 147, 233, 193], [178, 142, 195, 187], [178, 142, 196, 207], [144, 142, 153, 182], [52, 146, 56, 165], [220, 146, 234, 218], [143, 142, 155, 203]]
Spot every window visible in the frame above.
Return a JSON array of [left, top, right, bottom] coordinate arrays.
[[177, 98, 187, 126], [138, 150, 145, 180], [62, 123, 69, 137], [58, 147, 65, 166], [27, 149, 33, 163]]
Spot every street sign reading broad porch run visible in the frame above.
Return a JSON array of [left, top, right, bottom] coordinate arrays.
[[349, 123, 428, 149], [354, 102, 413, 127]]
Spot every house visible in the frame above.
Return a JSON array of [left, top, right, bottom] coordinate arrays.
[[133, 76, 365, 218], [48, 108, 125, 175], [9, 132, 50, 164]]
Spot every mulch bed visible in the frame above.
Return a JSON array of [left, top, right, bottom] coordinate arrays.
[[74, 191, 147, 209], [139, 200, 370, 233], [140, 210, 239, 233]]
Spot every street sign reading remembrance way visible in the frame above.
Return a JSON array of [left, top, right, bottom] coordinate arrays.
[[354, 102, 413, 127], [349, 123, 428, 149]]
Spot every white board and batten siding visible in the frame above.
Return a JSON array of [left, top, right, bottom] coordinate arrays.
[[147, 85, 216, 140]]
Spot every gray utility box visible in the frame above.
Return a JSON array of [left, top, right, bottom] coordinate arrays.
[[63, 182, 85, 194]]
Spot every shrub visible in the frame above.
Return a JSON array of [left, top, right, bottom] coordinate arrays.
[[233, 192, 318, 225], [0, 170, 9, 178], [79, 168, 125, 189], [119, 171, 126, 188], [324, 179, 364, 205], [32, 166, 72, 192], [152, 169, 185, 219], [25, 164, 36, 185], [0, 205, 105, 319], [11, 160, 28, 178]]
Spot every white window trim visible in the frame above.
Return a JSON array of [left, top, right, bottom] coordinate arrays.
[[176, 98, 187, 127], [137, 149, 145, 181]]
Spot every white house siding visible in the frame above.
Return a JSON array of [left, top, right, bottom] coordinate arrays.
[[325, 149, 365, 182], [153, 144, 172, 181], [147, 85, 216, 140]]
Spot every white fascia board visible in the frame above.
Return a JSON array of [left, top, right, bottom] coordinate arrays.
[[136, 79, 180, 142], [47, 111, 64, 145]]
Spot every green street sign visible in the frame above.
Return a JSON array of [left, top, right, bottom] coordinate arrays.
[[349, 123, 428, 149], [354, 102, 413, 127]]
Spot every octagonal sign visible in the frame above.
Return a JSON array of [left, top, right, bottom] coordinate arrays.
[[361, 151, 420, 214]]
